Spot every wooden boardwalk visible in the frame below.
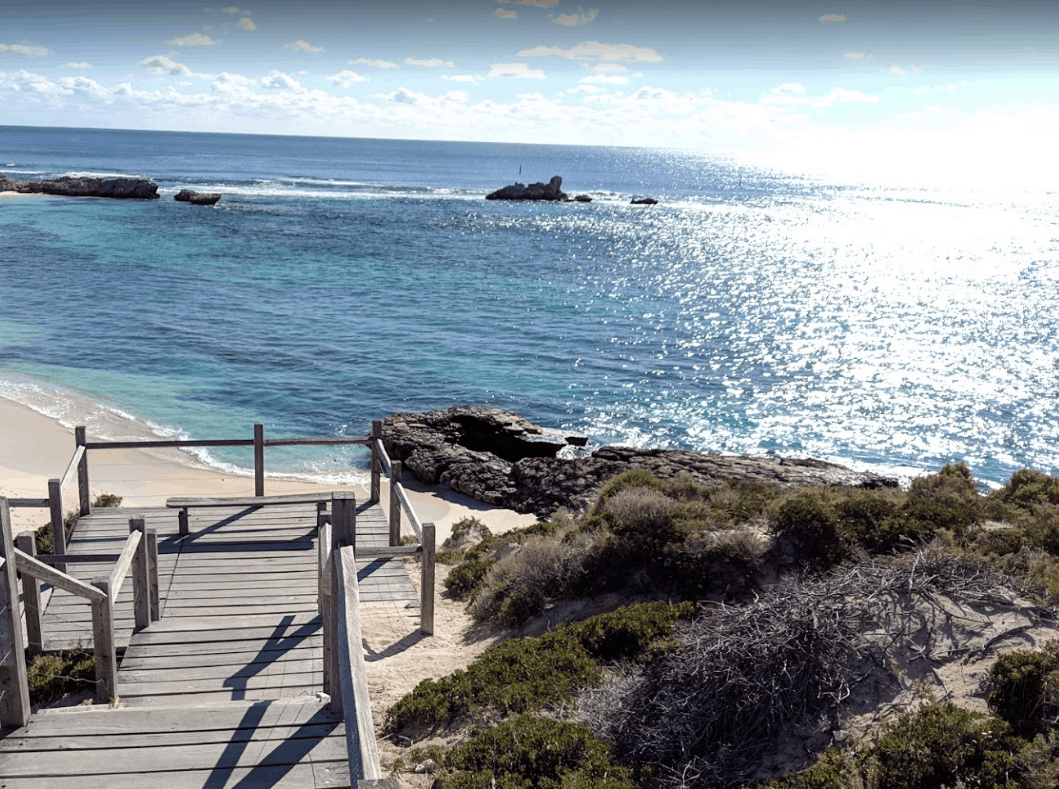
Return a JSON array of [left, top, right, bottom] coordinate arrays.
[[0, 499, 417, 787]]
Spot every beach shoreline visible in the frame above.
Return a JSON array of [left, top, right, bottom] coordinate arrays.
[[0, 394, 536, 540]]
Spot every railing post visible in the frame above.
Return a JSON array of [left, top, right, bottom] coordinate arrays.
[[421, 523, 435, 636], [91, 576, 117, 703], [75, 426, 90, 516], [370, 421, 382, 504], [146, 529, 160, 621], [254, 423, 265, 497], [0, 498, 31, 728], [15, 533, 44, 657], [332, 492, 357, 552], [48, 478, 66, 574], [389, 460, 402, 547], [130, 518, 150, 633]]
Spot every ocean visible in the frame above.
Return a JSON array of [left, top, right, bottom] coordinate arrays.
[[1, 124, 1057, 488]]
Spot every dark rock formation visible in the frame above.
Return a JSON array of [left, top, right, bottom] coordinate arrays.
[[175, 190, 222, 205], [381, 407, 898, 519], [0, 174, 159, 199], [573, 194, 593, 203], [486, 176, 567, 201], [631, 197, 658, 205]]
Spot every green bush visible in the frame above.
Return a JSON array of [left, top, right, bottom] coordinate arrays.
[[444, 558, 496, 601], [867, 701, 1019, 789], [588, 470, 668, 518], [92, 492, 123, 508], [440, 715, 638, 789], [771, 490, 846, 569], [562, 601, 697, 663], [753, 748, 860, 789], [602, 486, 683, 548], [992, 469, 1059, 510], [988, 644, 1059, 737], [27, 651, 95, 705], [386, 631, 601, 734]]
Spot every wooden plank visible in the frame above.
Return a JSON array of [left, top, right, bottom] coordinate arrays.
[[335, 545, 382, 781], [75, 426, 90, 516], [27, 697, 332, 728], [117, 669, 320, 696], [5, 498, 50, 508], [14, 550, 107, 602], [16, 533, 45, 656], [0, 498, 31, 728], [49, 477, 66, 571], [255, 423, 265, 496], [84, 438, 255, 450], [91, 577, 117, 702], [0, 761, 350, 788], [421, 523, 435, 636], [107, 530, 143, 597], [120, 652, 321, 672], [166, 493, 335, 508], [3, 721, 339, 750], [59, 445, 86, 494]]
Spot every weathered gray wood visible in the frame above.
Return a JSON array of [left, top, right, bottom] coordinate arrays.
[[0, 499, 31, 728], [85, 438, 255, 450], [91, 576, 118, 703], [355, 545, 421, 560], [49, 477, 66, 572], [167, 492, 335, 508], [264, 437, 369, 447], [60, 445, 86, 496], [394, 483, 424, 543], [107, 530, 143, 597], [16, 533, 44, 656], [14, 549, 107, 602], [332, 491, 356, 551], [34, 553, 123, 564], [0, 763, 351, 789], [5, 720, 337, 749], [335, 545, 382, 780], [129, 518, 150, 632], [146, 529, 160, 620], [75, 425, 90, 516], [421, 523, 436, 636], [370, 421, 382, 503], [255, 422, 266, 496], [178, 508, 189, 536], [389, 460, 402, 546], [5, 498, 50, 508]]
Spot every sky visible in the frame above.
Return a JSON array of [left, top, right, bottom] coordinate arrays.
[[3, 1, 1059, 179]]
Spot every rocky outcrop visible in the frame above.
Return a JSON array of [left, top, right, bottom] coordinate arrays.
[[573, 194, 593, 203], [631, 197, 658, 205], [381, 407, 898, 518], [175, 190, 222, 205], [486, 176, 567, 201], [0, 174, 159, 199]]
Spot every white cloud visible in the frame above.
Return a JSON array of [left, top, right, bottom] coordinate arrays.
[[517, 41, 662, 63], [442, 74, 482, 84], [579, 73, 627, 85], [0, 43, 49, 57], [844, 52, 866, 60], [261, 70, 303, 91], [889, 64, 907, 75], [170, 32, 218, 47], [353, 58, 399, 69], [237, 18, 256, 31], [327, 69, 369, 89], [554, 10, 597, 26], [221, 6, 240, 14], [762, 85, 877, 108], [64, 62, 92, 69], [140, 55, 193, 77], [489, 62, 546, 79], [819, 14, 846, 22], [771, 82, 806, 95], [211, 72, 258, 91], [284, 40, 324, 54], [495, 8, 517, 19], [405, 56, 457, 68], [592, 63, 628, 73]]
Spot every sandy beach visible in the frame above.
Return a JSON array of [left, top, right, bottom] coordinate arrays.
[[0, 394, 535, 541]]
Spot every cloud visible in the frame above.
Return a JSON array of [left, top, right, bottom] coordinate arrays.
[[443, 74, 482, 83], [353, 58, 399, 69], [517, 41, 662, 63], [170, 32, 217, 47], [405, 56, 457, 68], [222, 6, 239, 14], [516, 0, 558, 5], [284, 40, 324, 54], [327, 69, 369, 89], [0, 43, 50, 57], [495, 8, 517, 18], [580, 73, 627, 86], [771, 82, 806, 95], [762, 85, 877, 108], [64, 62, 92, 69], [844, 52, 866, 60], [889, 64, 907, 75], [819, 14, 846, 22], [261, 70, 302, 91], [554, 10, 598, 26], [140, 55, 193, 77], [237, 18, 256, 31], [593, 63, 628, 73], [489, 62, 546, 79]]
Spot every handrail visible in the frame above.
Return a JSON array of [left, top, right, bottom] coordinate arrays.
[[373, 438, 424, 543], [14, 549, 107, 602], [333, 545, 383, 782], [108, 530, 143, 597], [59, 445, 85, 494]]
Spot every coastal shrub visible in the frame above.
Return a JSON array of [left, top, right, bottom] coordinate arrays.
[[92, 492, 123, 508], [27, 650, 95, 705], [562, 601, 697, 663], [866, 701, 1019, 789], [439, 715, 638, 789], [771, 490, 847, 569], [987, 643, 1059, 737], [898, 463, 982, 539], [993, 469, 1059, 510], [386, 631, 601, 735], [444, 558, 497, 601], [588, 470, 667, 519], [34, 510, 80, 555], [753, 748, 860, 789], [602, 486, 683, 548]]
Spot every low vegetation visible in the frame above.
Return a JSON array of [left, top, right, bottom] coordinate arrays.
[[33, 491, 122, 554], [26, 650, 95, 705], [389, 465, 1059, 787]]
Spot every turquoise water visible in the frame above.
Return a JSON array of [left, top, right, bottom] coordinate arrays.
[[2, 125, 1058, 486]]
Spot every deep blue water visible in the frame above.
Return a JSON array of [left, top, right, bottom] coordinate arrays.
[[2, 125, 1058, 486]]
